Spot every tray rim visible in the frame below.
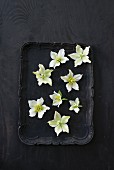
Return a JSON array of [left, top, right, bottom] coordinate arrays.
[[18, 42, 94, 145]]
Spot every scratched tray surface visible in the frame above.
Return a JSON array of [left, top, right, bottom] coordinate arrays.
[[19, 42, 94, 145]]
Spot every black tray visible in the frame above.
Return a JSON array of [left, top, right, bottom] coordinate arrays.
[[18, 42, 94, 145]]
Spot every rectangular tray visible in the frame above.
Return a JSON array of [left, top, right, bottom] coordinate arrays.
[[18, 42, 94, 145]]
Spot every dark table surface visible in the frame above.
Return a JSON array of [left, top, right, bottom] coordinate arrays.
[[0, 0, 114, 170]]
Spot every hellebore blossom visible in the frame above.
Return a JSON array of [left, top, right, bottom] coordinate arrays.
[[68, 45, 91, 67], [69, 97, 82, 113], [33, 64, 53, 86], [28, 97, 50, 118], [48, 111, 70, 136], [61, 69, 82, 92], [49, 49, 69, 69]]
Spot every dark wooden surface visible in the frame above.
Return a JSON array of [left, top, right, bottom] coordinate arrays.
[[0, 0, 114, 169]]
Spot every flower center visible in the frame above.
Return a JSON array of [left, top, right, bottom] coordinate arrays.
[[73, 104, 78, 108], [55, 95, 61, 101], [80, 54, 84, 59], [34, 104, 43, 112], [68, 76, 75, 84], [56, 57, 61, 62]]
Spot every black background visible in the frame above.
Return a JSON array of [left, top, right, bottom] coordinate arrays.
[[0, 0, 114, 169]]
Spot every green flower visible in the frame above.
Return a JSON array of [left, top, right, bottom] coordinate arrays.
[[48, 111, 70, 136], [69, 97, 82, 113], [68, 45, 91, 67], [61, 69, 82, 92], [33, 64, 53, 86]]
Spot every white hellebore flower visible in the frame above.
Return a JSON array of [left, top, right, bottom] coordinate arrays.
[[61, 69, 82, 92], [28, 97, 50, 119], [49, 90, 67, 107], [69, 97, 82, 113], [49, 49, 69, 69], [33, 64, 53, 86], [68, 45, 91, 67], [48, 111, 70, 136]]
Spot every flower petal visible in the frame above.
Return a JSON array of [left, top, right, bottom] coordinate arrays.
[[28, 100, 37, 108], [82, 56, 91, 63], [74, 58, 82, 67], [44, 77, 52, 86], [61, 116, 70, 123], [54, 111, 61, 121], [50, 51, 57, 59], [83, 46, 90, 55], [38, 111, 45, 118], [45, 69, 53, 77], [72, 82, 79, 90], [74, 108, 80, 113], [49, 60, 56, 68], [43, 105, 50, 112], [68, 53, 80, 60], [37, 97, 44, 105], [76, 45, 83, 54], [38, 78, 43, 86], [66, 83, 72, 92], [48, 120, 58, 127], [58, 49, 65, 57], [68, 69, 73, 76], [61, 124, 69, 133], [61, 57, 69, 63], [74, 74, 82, 81], [75, 98, 80, 105], [54, 125, 62, 136], [69, 100, 75, 106], [61, 75, 68, 82], [29, 109, 36, 117], [39, 64, 45, 72]]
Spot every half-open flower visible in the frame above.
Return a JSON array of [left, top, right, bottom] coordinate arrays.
[[68, 45, 91, 67], [33, 64, 53, 86], [49, 90, 67, 107], [69, 97, 82, 113], [49, 49, 69, 69], [48, 111, 70, 136], [28, 97, 50, 118], [61, 69, 82, 92]]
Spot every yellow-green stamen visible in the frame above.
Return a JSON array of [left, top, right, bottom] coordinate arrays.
[[34, 104, 43, 112], [68, 76, 76, 84]]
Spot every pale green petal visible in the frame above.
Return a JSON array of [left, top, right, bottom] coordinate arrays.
[[58, 49, 65, 57], [68, 53, 80, 60], [54, 111, 61, 121], [68, 69, 73, 76], [48, 120, 57, 127], [74, 74, 82, 81], [61, 124, 69, 133], [69, 106, 74, 111], [76, 45, 83, 54], [82, 56, 91, 63], [36, 97, 44, 105], [66, 83, 72, 92], [50, 51, 57, 59], [72, 82, 79, 90], [54, 125, 62, 136], [45, 69, 53, 77], [33, 71, 40, 79], [61, 116, 70, 123], [74, 58, 82, 67], [39, 64, 45, 72], [83, 46, 90, 55], [69, 100, 75, 106], [29, 108, 36, 117], [44, 77, 52, 86], [28, 100, 37, 108], [61, 75, 68, 82]]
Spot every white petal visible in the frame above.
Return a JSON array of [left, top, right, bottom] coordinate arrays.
[[44, 77, 52, 86], [61, 124, 69, 133], [69, 106, 74, 111], [68, 53, 80, 60], [83, 46, 90, 55], [66, 83, 72, 92], [74, 58, 82, 67], [82, 56, 91, 63], [28, 100, 37, 108], [61, 56, 69, 63], [48, 120, 57, 127], [49, 94, 54, 99], [53, 100, 62, 107], [29, 109, 36, 117], [54, 111, 61, 121], [58, 49, 65, 57], [68, 69, 73, 76], [75, 98, 80, 105], [54, 61, 60, 68], [50, 51, 57, 59], [61, 75, 68, 82], [49, 60, 56, 68], [76, 45, 83, 54], [55, 125, 62, 136], [74, 74, 82, 81], [37, 97, 44, 105], [38, 78, 43, 86], [74, 108, 80, 113], [69, 100, 75, 106], [38, 111, 45, 118], [43, 105, 50, 111], [61, 116, 70, 123], [72, 82, 79, 90]]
